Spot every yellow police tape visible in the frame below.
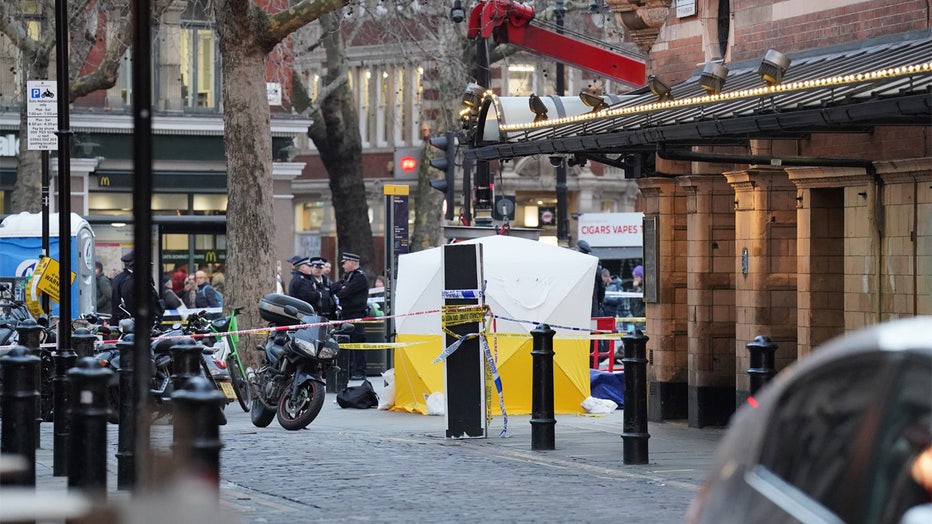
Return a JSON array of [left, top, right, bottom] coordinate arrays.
[[441, 305, 488, 328]]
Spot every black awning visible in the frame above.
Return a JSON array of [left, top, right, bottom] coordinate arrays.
[[466, 32, 932, 162]]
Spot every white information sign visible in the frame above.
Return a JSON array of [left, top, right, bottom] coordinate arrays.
[[267, 82, 282, 106], [26, 80, 58, 151], [676, 0, 696, 18], [577, 212, 644, 247]]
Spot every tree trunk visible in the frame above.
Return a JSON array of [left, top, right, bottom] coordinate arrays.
[[214, 0, 275, 368], [11, 50, 49, 213], [307, 12, 374, 274]]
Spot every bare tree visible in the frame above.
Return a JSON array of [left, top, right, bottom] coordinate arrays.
[[212, 0, 346, 364], [1, 0, 173, 212]]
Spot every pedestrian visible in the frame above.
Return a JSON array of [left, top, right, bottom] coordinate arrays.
[[307, 257, 337, 319], [287, 257, 317, 305], [95, 261, 112, 315], [576, 240, 605, 318], [110, 251, 164, 325], [211, 263, 225, 296], [628, 265, 645, 318], [161, 275, 184, 310], [331, 252, 370, 380], [182, 274, 197, 308], [194, 270, 223, 311], [323, 261, 332, 277], [601, 268, 624, 317], [171, 264, 188, 293]]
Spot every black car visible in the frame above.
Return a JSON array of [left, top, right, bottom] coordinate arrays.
[[688, 316, 932, 524]]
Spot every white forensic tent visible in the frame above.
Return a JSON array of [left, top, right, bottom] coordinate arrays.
[[392, 235, 598, 414]]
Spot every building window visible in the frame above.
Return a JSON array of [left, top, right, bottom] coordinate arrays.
[[507, 64, 536, 96], [179, 26, 219, 110], [359, 68, 371, 147]]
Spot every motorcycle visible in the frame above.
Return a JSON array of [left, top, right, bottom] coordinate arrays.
[[249, 293, 352, 431], [95, 317, 229, 424]]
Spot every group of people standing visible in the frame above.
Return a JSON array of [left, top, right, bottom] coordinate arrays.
[[161, 263, 224, 313], [287, 252, 370, 380]]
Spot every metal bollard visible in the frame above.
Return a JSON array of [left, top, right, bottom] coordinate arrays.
[[0, 346, 40, 486], [747, 335, 778, 395], [530, 324, 556, 451], [14, 318, 42, 351], [52, 342, 77, 476], [621, 329, 650, 465], [171, 337, 204, 394], [172, 376, 226, 494], [116, 335, 136, 490], [15, 319, 43, 449], [67, 356, 113, 496], [72, 328, 98, 358]]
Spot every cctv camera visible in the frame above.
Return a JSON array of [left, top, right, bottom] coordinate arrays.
[[549, 156, 564, 167], [451, 1, 465, 23]]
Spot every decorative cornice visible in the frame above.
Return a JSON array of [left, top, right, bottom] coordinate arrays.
[[605, 0, 672, 53]]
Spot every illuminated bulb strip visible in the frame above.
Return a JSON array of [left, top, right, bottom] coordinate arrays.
[[497, 61, 932, 133]]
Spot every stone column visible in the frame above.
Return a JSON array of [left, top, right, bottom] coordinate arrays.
[[724, 168, 798, 404], [636, 177, 687, 421], [50, 157, 99, 216], [272, 161, 303, 267], [679, 174, 735, 427]]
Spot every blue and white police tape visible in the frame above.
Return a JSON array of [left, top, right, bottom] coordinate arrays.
[[432, 332, 508, 437]]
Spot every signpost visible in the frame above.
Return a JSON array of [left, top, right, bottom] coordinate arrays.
[[27, 80, 58, 314]]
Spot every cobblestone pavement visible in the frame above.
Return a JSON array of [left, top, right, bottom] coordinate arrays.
[[25, 381, 724, 523]]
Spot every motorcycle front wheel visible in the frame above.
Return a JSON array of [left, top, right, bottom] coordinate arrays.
[[250, 397, 276, 428], [276, 380, 325, 431]]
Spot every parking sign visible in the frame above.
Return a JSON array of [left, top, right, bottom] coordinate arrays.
[[26, 80, 58, 151]]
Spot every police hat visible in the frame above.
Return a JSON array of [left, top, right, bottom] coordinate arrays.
[[293, 257, 310, 268], [309, 256, 327, 267], [341, 252, 360, 263], [287, 255, 303, 265], [120, 251, 135, 264], [576, 240, 592, 254]]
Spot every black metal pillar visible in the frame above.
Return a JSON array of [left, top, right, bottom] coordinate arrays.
[[0, 347, 40, 486], [52, 341, 76, 476], [172, 377, 225, 494], [116, 336, 136, 489], [554, 0, 569, 245], [473, 37, 493, 227], [747, 336, 778, 395], [530, 324, 556, 450], [621, 329, 650, 464], [67, 357, 112, 496], [41, 150, 50, 313], [54, 0, 73, 350], [131, 0, 155, 489]]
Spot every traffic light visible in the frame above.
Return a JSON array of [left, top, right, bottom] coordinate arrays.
[[429, 131, 457, 220]]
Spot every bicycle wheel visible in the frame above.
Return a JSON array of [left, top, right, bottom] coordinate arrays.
[[226, 354, 251, 412]]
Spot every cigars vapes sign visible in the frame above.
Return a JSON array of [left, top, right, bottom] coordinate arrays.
[[576, 212, 644, 248]]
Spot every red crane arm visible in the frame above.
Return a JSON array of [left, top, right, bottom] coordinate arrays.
[[467, 0, 646, 87]]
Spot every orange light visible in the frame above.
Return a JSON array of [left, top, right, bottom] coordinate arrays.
[[400, 156, 418, 172]]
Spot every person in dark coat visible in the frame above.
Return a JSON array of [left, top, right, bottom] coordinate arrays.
[[331, 252, 370, 380], [287, 257, 317, 306], [307, 256, 337, 319], [576, 240, 605, 318], [95, 261, 112, 315], [110, 251, 163, 325]]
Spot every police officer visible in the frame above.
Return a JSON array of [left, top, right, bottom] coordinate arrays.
[[307, 256, 337, 319], [287, 257, 317, 306], [331, 252, 369, 380]]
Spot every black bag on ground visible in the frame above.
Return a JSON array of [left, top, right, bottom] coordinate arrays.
[[337, 380, 379, 409]]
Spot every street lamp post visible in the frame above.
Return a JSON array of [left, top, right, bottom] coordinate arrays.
[[554, 0, 569, 245]]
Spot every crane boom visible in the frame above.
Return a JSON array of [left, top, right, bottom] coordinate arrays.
[[467, 0, 646, 87]]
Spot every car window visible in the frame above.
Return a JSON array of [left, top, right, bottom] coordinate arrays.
[[757, 352, 893, 522], [863, 354, 932, 523]]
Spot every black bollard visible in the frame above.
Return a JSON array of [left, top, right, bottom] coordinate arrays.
[[52, 342, 77, 476], [15, 319, 43, 448], [621, 329, 650, 465], [14, 318, 42, 351], [172, 376, 226, 494], [171, 338, 207, 440], [747, 335, 778, 395], [68, 356, 113, 496], [530, 324, 556, 450], [72, 328, 98, 358], [0, 346, 40, 486], [116, 335, 136, 490]]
